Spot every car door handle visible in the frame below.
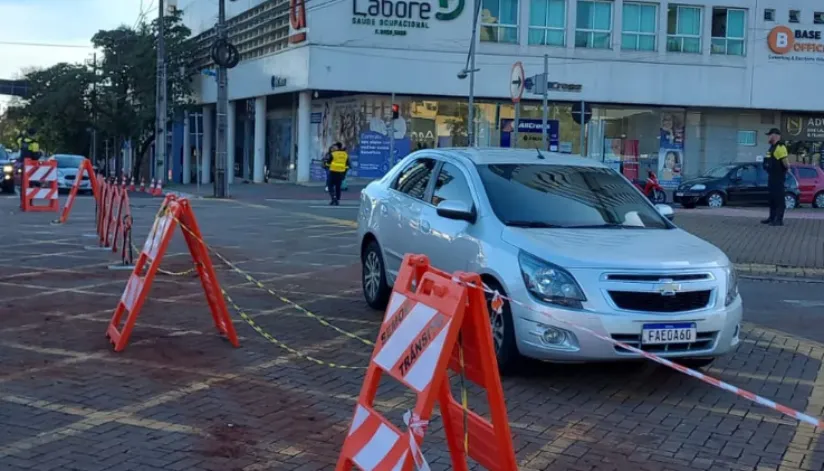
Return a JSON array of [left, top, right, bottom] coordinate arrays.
[[420, 219, 431, 233]]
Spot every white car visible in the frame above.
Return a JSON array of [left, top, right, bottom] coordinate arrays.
[[357, 148, 742, 372], [50, 154, 92, 193]]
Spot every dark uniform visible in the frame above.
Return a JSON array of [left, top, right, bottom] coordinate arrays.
[[762, 129, 789, 226], [16, 130, 41, 208], [326, 148, 349, 205]]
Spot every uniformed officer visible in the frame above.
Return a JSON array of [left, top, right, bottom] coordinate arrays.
[[16, 129, 41, 208], [326, 142, 349, 206], [761, 127, 789, 226]]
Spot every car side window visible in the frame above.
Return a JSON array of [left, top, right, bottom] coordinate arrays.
[[431, 163, 473, 207], [736, 165, 757, 183], [798, 168, 818, 180], [392, 158, 436, 200]]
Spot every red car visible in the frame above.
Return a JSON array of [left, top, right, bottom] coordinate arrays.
[[789, 164, 824, 208]]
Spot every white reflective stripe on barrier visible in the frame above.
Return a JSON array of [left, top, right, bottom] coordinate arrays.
[[27, 166, 56, 181], [25, 188, 58, 200]]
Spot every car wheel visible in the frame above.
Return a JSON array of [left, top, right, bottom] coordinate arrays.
[[815, 192, 824, 209], [361, 239, 391, 311], [652, 189, 667, 204], [706, 191, 724, 208], [675, 358, 714, 369], [784, 193, 798, 210], [483, 279, 521, 375]]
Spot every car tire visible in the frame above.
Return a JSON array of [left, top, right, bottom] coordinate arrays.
[[784, 193, 798, 210], [361, 239, 391, 311], [652, 189, 667, 204], [814, 192, 824, 209], [483, 279, 521, 376], [676, 358, 714, 369], [706, 191, 725, 208]]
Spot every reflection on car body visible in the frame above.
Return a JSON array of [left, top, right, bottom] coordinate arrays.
[[357, 148, 742, 373]]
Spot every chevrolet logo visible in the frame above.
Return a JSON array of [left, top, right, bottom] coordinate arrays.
[[656, 280, 681, 296]]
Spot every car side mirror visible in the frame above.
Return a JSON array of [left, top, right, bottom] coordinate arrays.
[[436, 200, 476, 223], [655, 204, 675, 221]]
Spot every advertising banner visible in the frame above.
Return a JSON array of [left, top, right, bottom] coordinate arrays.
[[500, 119, 560, 150], [658, 111, 685, 189], [355, 131, 411, 179]]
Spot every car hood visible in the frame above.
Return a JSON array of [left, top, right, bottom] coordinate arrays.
[[58, 167, 78, 176], [501, 227, 730, 270], [679, 176, 717, 188]]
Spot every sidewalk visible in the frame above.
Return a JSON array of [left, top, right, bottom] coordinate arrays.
[[674, 207, 824, 273]]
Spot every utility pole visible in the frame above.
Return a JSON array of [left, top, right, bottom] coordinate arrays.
[[541, 54, 549, 151], [466, 0, 481, 147], [154, 0, 168, 183], [213, 0, 229, 198], [389, 93, 395, 165], [91, 53, 98, 166]]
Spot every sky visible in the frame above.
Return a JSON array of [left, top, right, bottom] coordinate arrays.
[[0, 0, 148, 110]]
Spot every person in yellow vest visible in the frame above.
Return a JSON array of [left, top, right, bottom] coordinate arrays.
[[16, 128, 42, 207], [762, 128, 789, 226], [326, 142, 349, 206]]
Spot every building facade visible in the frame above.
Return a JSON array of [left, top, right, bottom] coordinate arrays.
[[178, 0, 824, 188]]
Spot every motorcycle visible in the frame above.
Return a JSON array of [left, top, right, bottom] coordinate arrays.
[[633, 171, 667, 204]]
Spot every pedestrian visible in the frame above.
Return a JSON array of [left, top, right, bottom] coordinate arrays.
[[327, 142, 349, 206], [761, 128, 790, 226]]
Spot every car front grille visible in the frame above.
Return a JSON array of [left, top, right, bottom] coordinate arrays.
[[608, 290, 712, 313], [611, 331, 718, 354], [605, 273, 712, 282]]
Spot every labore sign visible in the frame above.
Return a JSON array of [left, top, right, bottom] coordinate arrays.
[[352, 0, 465, 36]]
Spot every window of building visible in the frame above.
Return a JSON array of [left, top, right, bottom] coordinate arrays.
[[622, 2, 657, 51], [789, 10, 800, 23], [815, 12, 824, 24], [529, 0, 567, 46], [392, 158, 436, 200], [431, 163, 473, 207], [481, 0, 519, 43], [575, 0, 613, 49], [737, 130, 757, 146], [711, 8, 746, 56], [764, 9, 775, 22], [667, 5, 702, 53]]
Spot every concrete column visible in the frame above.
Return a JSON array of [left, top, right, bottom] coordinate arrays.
[[227, 101, 236, 185], [182, 112, 191, 184], [253, 96, 266, 183], [202, 105, 213, 184], [296, 91, 311, 183]]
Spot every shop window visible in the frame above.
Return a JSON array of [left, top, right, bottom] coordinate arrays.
[[667, 5, 702, 53], [481, 0, 519, 43], [711, 8, 746, 56], [737, 130, 757, 146], [764, 9, 775, 22], [622, 2, 657, 51], [529, 0, 566, 46], [789, 10, 800, 23], [815, 12, 824, 25], [575, 0, 613, 49]]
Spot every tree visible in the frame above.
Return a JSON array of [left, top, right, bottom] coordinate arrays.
[[12, 63, 95, 154], [91, 12, 193, 177]]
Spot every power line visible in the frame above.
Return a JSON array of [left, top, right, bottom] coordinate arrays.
[[0, 40, 94, 49]]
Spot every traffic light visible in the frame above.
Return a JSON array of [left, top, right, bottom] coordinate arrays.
[[391, 104, 399, 120]]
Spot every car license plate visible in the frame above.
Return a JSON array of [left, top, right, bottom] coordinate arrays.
[[641, 323, 696, 345], [675, 192, 684, 197]]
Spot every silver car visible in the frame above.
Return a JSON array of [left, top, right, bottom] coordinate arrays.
[[51, 154, 92, 193], [357, 148, 742, 372]]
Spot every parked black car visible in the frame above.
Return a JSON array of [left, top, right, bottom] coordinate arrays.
[[674, 163, 800, 209], [0, 146, 14, 194]]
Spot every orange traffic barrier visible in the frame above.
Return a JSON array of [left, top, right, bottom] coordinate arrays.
[[110, 189, 131, 255], [21, 158, 59, 212], [96, 177, 112, 244], [103, 185, 123, 249], [57, 159, 99, 224], [106, 194, 240, 352], [335, 255, 517, 471]]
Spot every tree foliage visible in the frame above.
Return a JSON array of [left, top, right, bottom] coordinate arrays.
[[0, 12, 193, 177]]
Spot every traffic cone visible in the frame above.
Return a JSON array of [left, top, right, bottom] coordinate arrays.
[[148, 179, 156, 194], [139, 178, 145, 193], [153, 179, 163, 196], [128, 176, 135, 192]]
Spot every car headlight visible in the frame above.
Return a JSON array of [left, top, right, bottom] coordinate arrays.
[[725, 267, 739, 306], [690, 184, 706, 191], [518, 251, 586, 309], [2, 165, 11, 173]]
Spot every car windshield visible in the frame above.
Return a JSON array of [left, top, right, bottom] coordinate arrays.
[[703, 165, 736, 178], [0, 147, 8, 161], [476, 164, 671, 229], [54, 155, 85, 169]]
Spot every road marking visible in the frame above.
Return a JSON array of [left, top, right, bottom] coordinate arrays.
[[783, 299, 824, 308]]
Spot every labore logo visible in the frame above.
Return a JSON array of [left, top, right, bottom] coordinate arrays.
[[768, 26, 824, 54]]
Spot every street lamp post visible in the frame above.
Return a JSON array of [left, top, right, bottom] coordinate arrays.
[[458, 0, 482, 147]]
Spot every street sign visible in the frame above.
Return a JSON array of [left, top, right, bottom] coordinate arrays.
[[571, 101, 592, 125], [528, 73, 547, 95], [510, 62, 525, 103]]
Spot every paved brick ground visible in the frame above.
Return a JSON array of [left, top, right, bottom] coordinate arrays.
[[1, 194, 824, 470]]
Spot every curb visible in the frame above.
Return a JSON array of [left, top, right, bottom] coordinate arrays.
[[734, 263, 824, 279]]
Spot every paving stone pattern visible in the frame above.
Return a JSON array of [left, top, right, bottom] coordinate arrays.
[[0, 194, 823, 470]]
